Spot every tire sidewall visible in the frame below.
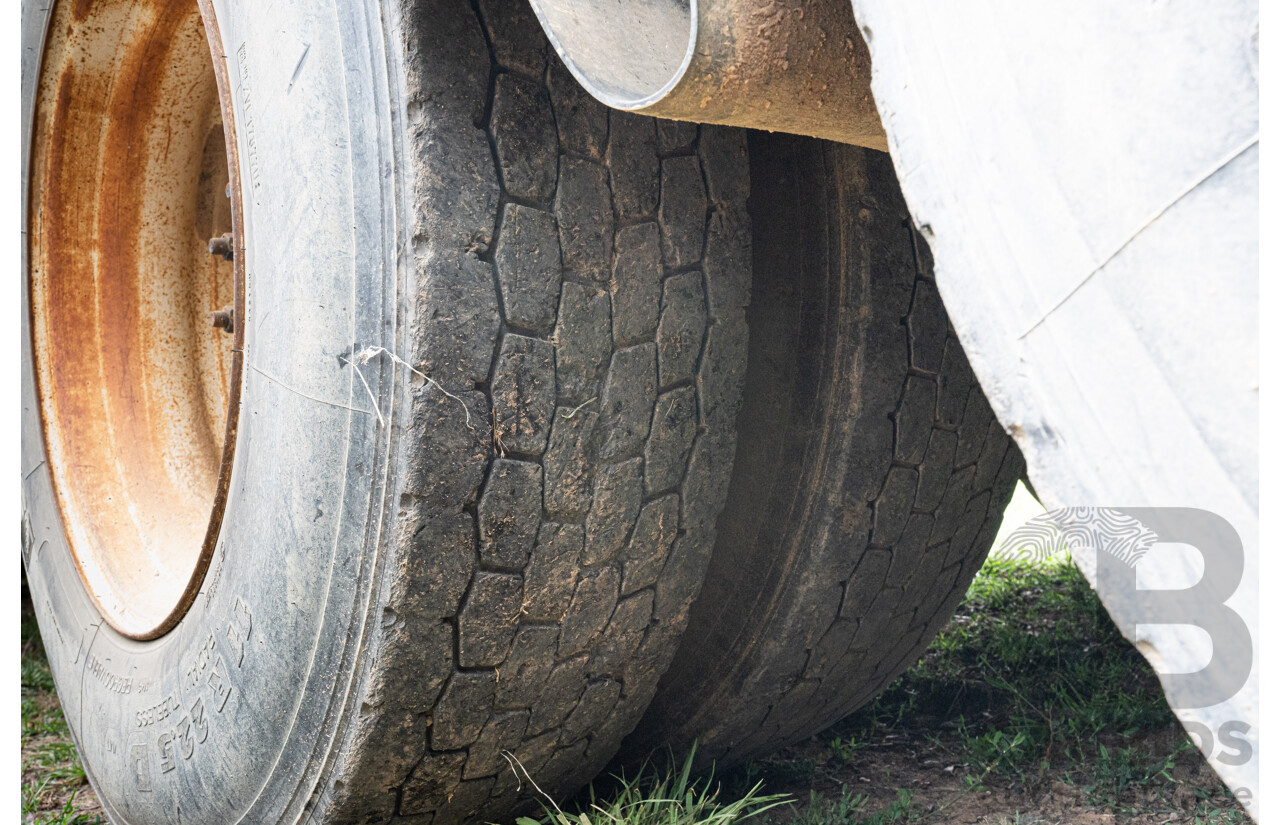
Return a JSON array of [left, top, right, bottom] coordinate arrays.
[[21, 1, 406, 821]]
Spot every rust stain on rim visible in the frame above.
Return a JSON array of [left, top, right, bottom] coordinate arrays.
[[29, 0, 246, 640]]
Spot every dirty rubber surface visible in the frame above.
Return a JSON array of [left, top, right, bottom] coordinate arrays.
[[320, 1, 754, 822], [628, 135, 1023, 770]]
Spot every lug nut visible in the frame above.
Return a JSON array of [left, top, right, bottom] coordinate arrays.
[[208, 233, 234, 261], [211, 306, 235, 333]]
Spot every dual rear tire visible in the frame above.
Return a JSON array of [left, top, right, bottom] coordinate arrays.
[[20, 1, 1020, 822]]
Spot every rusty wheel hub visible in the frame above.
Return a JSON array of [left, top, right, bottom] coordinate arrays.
[[29, 0, 245, 640]]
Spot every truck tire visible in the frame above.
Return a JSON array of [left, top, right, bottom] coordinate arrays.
[[624, 134, 1024, 766], [20, 1, 749, 822]]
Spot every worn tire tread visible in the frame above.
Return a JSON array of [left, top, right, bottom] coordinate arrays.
[[324, 2, 751, 822], [626, 135, 1022, 767]]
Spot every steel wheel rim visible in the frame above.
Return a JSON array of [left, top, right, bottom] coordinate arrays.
[[28, 0, 246, 640]]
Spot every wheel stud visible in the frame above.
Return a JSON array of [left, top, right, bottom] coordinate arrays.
[[211, 306, 234, 333], [208, 232, 234, 261]]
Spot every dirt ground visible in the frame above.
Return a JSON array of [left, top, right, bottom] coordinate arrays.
[[747, 725, 1246, 825]]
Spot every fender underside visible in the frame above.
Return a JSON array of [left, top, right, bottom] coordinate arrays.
[[845, 0, 1259, 815]]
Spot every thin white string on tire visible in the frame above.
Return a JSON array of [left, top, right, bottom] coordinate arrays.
[[344, 345, 475, 429]]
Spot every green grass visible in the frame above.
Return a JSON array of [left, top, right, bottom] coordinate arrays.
[[837, 555, 1178, 777], [826, 736, 863, 766], [516, 752, 921, 825], [515, 749, 791, 825], [787, 788, 918, 825], [21, 589, 104, 825], [731, 554, 1247, 822]]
